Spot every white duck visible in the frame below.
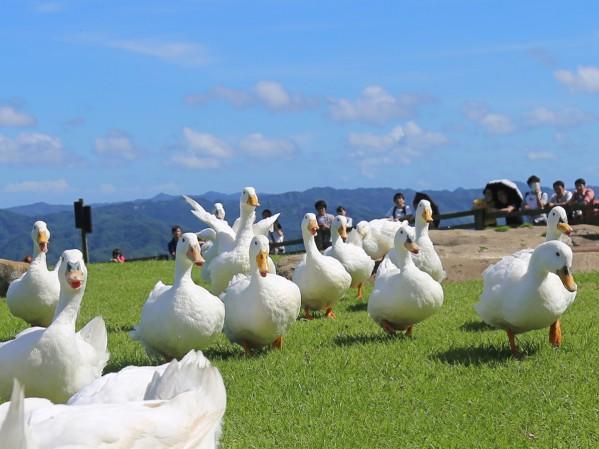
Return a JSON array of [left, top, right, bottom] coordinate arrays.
[[131, 233, 225, 359], [377, 200, 445, 281], [324, 215, 374, 300], [204, 188, 276, 294], [368, 223, 444, 336], [222, 235, 301, 352], [359, 219, 402, 261], [0, 249, 108, 403], [6, 221, 60, 327], [475, 240, 577, 355], [292, 213, 352, 319], [0, 350, 226, 449]]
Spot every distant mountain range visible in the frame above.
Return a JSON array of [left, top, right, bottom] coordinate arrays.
[[0, 182, 570, 262]]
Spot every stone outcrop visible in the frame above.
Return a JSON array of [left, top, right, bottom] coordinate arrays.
[[0, 259, 28, 297]]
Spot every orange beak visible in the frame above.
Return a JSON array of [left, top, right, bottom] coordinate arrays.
[[256, 250, 269, 277], [187, 245, 205, 267], [557, 222, 572, 236], [308, 219, 319, 236], [422, 209, 433, 223], [338, 224, 348, 240], [404, 240, 420, 254], [66, 270, 84, 289], [38, 232, 49, 253], [557, 267, 577, 292], [247, 194, 260, 207]]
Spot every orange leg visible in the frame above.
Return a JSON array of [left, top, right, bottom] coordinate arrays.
[[357, 283, 364, 301], [272, 336, 283, 349], [405, 324, 414, 337], [381, 320, 396, 335], [549, 320, 562, 347], [303, 307, 314, 320], [325, 308, 336, 319], [506, 329, 519, 356], [242, 341, 252, 355]]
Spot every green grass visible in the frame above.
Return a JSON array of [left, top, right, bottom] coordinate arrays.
[[495, 225, 510, 232], [2, 261, 599, 448]]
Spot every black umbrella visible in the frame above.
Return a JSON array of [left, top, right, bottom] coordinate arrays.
[[413, 192, 441, 229], [484, 179, 523, 209]]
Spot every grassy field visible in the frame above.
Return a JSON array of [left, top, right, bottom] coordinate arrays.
[[2, 260, 599, 448]]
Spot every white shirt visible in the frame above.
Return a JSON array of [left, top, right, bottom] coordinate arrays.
[[524, 191, 549, 223], [549, 190, 573, 205]]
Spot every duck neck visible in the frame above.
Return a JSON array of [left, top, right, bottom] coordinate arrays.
[[235, 207, 255, 245], [545, 226, 560, 242], [51, 287, 85, 330], [174, 259, 194, 285], [525, 252, 549, 284], [416, 218, 429, 239], [331, 230, 343, 248], [395, 247, 415, 270], [303, 230, 320, 258], [30, 250, 47, 269]]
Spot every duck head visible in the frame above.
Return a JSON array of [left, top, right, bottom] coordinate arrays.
[[240, 187, 260, 213], [332, 215, 348, 242], [394, 223, 420, 255], [301, 213, 319, 237], [58, 249, 87, 291], [417, 200, 434, 224], [212, 202, 226, 220], [547, 206, 572, 237], [534, 240, 577, 292], [31, 221, 50, 255], [177, 233, 205, 267], [250, 235, 270, 277], [356, 221, 369, 237]]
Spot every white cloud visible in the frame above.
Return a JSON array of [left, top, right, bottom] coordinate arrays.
[[527, 151, 557, 161], [527, 106, 592, 127], [172, 128, 233, 169], [0, 105, 36, 127], [182, 127, 232, 158], [555, 66, 599, 93], [95, 130, 138, 160], [239, 133, 296, 158], [329, 86, 427, 125], [0, 132, 65, 164], [463, 102, 515, 134], [347, 121, 447, 176], [185, 81, 315, 111], [4, 179, 69, 193]]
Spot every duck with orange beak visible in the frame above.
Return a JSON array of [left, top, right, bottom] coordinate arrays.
[[0, 249, 108, 403], [222, 235, 301, 353], [377, 200, 445, 282], [476, 239, 577, 357], [6, 221, 61, 327], [131, 232, 225, 359], [324, 215, 374, 301], [368, 222, 444, 336], [292, 213, 352, 319]]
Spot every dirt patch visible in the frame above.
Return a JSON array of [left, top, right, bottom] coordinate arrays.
[[275, 224, 599, 282]]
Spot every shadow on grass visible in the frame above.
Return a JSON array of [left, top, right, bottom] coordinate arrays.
[[205, 344, 273, 361], [334, 331, 398, 347], [432, 342, 540, 366], [459, 320, 494, 333], [106, 323, 134, 332], [346, 302, 368, 312]]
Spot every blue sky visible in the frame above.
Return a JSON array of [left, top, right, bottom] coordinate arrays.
[[1, 0, 599, 207]]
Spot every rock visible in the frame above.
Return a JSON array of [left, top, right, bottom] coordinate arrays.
[[0, 259, 29, 297], [274, 254, 304, 280]]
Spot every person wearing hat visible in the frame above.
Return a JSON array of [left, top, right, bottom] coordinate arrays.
[[314, 200, 335, 250], [523, 175, 548, 224]]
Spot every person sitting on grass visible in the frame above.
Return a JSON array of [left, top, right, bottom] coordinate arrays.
[[111, 248, 125, 263], [522, 175, 548, 225], [548, 180, 573, 207], [386, 192, 413, 222], [168, 225, 182, 259]]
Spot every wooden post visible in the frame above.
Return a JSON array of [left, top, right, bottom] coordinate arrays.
[[81, 228, 89, 264], [474, 208, 486, 230]]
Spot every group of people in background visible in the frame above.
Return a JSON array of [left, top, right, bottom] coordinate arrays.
[[476, 175, 597, 227]]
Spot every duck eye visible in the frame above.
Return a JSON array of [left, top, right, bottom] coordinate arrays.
[[182, 238, 185, 243], [555, 252, 560, 257]]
